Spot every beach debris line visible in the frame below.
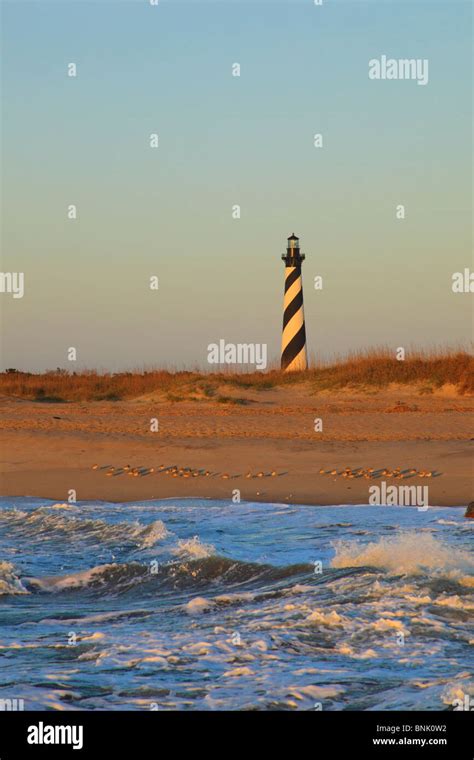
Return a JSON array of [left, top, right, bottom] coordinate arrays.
[[318, 467, 438, 480], [90, 464, 285, 479], [89, 464, 438, 481]]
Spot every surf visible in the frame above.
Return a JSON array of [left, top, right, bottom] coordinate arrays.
[[331, 532, 474, 576]]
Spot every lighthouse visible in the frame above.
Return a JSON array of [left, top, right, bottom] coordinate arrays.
[[281, 233, 308, 371]]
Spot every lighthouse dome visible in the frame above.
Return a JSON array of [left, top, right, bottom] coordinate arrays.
[[287, 233, 300, 251]]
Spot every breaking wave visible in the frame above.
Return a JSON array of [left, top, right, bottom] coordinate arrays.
[[22, 556, 315, 597], [331, 532, 474, 576], [172, 536, 216, 559], [0, 560, 29, 595], [0, 507, 168, 549]]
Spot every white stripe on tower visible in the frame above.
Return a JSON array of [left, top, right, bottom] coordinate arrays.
[[281, 235, 308, 372]]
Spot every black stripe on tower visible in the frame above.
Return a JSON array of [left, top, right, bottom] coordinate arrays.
[[283, 284, 303, 326], [281, 323, 307, 370], [284, 266, 301, 293]]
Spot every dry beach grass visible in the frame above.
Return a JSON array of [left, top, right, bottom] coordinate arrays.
[[2, 348, 472, 401]]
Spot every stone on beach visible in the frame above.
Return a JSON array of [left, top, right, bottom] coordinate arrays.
[[465, 502, 474, 519]]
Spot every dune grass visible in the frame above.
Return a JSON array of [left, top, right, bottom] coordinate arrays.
[[1, 348, 472, 402]]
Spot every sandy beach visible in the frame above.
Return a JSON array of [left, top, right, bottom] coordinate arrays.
[[1, 383, 472, 506]]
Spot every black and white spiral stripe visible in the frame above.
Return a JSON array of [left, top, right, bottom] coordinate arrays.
[[281, 265, 308, 371]]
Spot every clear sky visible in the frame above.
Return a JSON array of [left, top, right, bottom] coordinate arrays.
[[1, 0, 472, 371]]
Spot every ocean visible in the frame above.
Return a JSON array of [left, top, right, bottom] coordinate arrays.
[[0, 498, 472, 711]]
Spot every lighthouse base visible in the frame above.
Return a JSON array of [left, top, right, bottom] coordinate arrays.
[[282, 350, 308, 372]]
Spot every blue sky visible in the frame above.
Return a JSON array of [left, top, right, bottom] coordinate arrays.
[[1, 0, 472, 370]]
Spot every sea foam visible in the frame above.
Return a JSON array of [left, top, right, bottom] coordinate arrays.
[[331, 532, 474, 576]]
